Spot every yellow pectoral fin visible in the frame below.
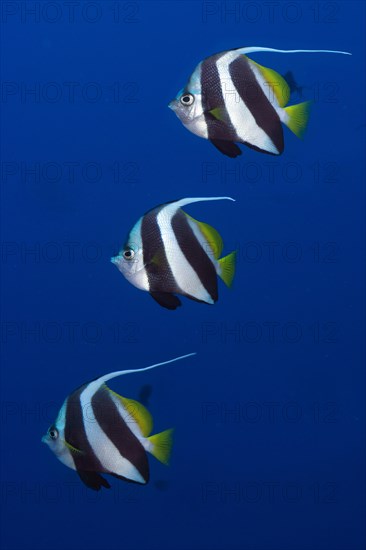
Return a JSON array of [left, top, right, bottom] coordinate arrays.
[[209, 107, 227, 121], [64, 440, 83, 455], [248, 58, 290, 108], [109, 389, 153, 437], [150, 249, 165, 267]]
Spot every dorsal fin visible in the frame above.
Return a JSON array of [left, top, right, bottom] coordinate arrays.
[[108, 390, 153, 437], [158, 198, 235, 224], [234, 46, 351, 56], [172, 197, 235, 210], [93, 353, 196, 387], [248, 58, 290, 107], [186, 214, 223, 259]]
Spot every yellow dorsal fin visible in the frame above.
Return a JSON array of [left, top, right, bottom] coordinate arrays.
[[185, 213, 223, 259], [248, 58, 290, 108], [108, 389, 153, 437], [64, 440, 83, 455]]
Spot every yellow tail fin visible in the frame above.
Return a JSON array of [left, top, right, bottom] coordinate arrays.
[[284, 101, 311, 138], [218, 251, 236, 288], [147, 428, 174, 465]]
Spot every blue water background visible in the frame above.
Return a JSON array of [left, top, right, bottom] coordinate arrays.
[[1, 1, 365, 549]]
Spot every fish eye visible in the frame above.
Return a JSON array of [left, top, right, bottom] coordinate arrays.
[[123, 248, 135, 261], [48, 427, 58, 440], [180, 93, 194, 106]]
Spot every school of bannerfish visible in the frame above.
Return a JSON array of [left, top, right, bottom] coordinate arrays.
[[43, 45, 351, 490]]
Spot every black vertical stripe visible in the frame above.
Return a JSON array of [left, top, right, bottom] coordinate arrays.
[[65, 385, 105, 473], [171, 211, 218, 303], [200, 54, 239, 142], [91, 387, 149, 484], [229, 56, 284, 154], [140, 206, 181, 294]]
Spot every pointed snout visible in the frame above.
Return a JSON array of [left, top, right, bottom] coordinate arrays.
[[168, 99, 177, 111]]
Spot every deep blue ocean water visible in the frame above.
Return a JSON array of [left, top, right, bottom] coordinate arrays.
[[1, 1, 365, 549]]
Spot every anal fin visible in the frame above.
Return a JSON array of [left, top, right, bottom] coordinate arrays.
[[210, 139, 242, 158], [77, 470, 111, 491], [150, 292, 182, 310]]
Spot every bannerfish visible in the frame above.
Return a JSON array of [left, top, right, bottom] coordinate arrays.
[[169, 46, 351, 158], [111, 197, 236, 310], [42, 353, 195, 491]]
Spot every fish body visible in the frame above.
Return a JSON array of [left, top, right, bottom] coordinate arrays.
[[169, 46, 351, 157], [111, 197, 236, 310], [42, 353, 195, 490]]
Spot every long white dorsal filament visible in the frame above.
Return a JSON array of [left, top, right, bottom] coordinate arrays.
[[174, 196, 235, 210], [237, 46, 352, 56], [98, 352, 197, 385]]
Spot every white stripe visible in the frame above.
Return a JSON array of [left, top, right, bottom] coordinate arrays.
[[157, 205, 214, 304], [186, 217, 217, 268], [247, 62, 289, 125], [248, 62, 282, 110], [217, 52, 279, 154], [108, 391, 143, 440], [80, 382, 145, 483], [107, 393, 152, 454]]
